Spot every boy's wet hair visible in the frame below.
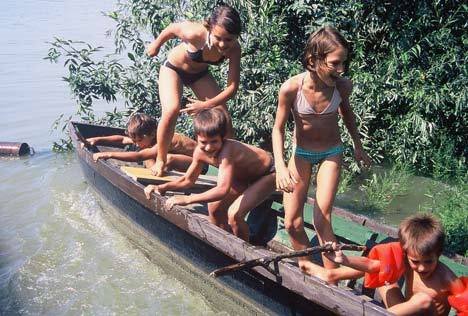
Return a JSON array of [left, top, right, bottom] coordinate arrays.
[[193, 108, 227, 138], [303, 26, 350, 73], [126, 113, 157, 139], [398, 213, 445, 257], [204, 5, 241, 35]]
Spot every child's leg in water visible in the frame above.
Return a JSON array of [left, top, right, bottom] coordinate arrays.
[[283, 156, 314, 271], [314, 154, 342, 270]]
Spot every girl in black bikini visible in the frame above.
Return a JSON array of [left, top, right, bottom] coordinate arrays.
[[147, 5, 241, 176]]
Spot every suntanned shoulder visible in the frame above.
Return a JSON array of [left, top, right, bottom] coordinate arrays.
[[226, 41, 241, 59], [437, 261, 458, 285], [279, 73, 302, 98], [172, 21, 206, 43], [335, 77, 353, 99], [173, 132, 195, 144]]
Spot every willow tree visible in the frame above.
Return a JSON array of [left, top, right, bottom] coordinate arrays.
[[47, 0, 466, 178]]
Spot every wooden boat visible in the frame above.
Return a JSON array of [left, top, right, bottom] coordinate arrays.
[[69, 121, 467, 315]]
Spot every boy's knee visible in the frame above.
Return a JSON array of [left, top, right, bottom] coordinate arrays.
[[166, 154, 175, 167], [227, 211, 243, 227]]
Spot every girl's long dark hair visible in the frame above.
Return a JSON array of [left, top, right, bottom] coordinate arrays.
[[204, 5, 241, 35]]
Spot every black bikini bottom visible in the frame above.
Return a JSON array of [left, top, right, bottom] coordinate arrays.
[[163, 60, 209, 85]]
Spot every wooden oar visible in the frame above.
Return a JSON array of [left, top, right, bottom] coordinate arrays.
[[210, 243, 365, 277]]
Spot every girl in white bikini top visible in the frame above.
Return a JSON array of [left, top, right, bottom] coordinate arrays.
[[293, 73, 342, 115]]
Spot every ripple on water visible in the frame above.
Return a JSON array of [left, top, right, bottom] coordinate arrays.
[[1, 154, 217, 315]]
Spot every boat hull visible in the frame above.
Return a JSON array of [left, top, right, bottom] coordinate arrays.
[[76, 138, 333, 315], [70, 121, 391, 315]]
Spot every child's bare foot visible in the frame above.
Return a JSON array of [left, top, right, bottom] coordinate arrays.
[[298, 259, 334, 284]]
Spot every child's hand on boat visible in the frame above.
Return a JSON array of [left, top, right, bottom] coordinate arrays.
[[82, 138, 96, 149], [144, 184, 165, 199], [93, 152, 109, 162], [275, 165, 297, 193], [165, 196, 191, 209], [151, 159, 165, 177]]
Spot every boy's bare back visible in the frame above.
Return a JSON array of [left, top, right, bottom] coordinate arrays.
[[170, 133, 196, 156]]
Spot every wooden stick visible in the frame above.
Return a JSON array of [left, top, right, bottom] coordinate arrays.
[[210, 243, 365, 277]]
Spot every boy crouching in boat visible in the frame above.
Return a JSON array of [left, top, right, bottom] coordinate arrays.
[[87, 113, 197, 172], [144, 108, 276, 241], [306, 214, 466, 316]]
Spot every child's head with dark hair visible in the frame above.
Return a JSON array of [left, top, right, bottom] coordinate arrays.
[[127, 113, 157, 148], [399, 213, 445, 257], [193, 108, 228, 139], [303, 26, 350, 84], [204, 5, 241, 36], [398, 213, 445, 279]]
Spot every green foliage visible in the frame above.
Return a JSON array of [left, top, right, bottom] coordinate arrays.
[[336, 167, 355, 195], [427, 183, 468, 256], [431, 135, 467, 184], [46, 0, 466, 175], [358, 163, 413, 211], [52, 138, 74, 152]]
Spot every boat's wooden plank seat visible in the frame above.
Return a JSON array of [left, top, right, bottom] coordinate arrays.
[[120, 166, 217, 189]]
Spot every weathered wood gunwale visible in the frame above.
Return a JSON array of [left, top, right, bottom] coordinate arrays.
[[70, 121, 391, 315]]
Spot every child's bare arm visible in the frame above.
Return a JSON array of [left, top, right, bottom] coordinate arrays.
[[302, 259, 364, 284], [337, 79, 371, 168], [93, 146, 157, 162], [272, 80, 298, 192], [167, 156, 233, 208], [144, 157, 204, 200], [336, 254, 380, 274], [324, 243, 380, 273], [147, 22, 203, 57], [86, 135, 133, 146]]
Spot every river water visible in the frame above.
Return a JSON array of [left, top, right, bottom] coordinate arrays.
[[0, 0, 225, 314]]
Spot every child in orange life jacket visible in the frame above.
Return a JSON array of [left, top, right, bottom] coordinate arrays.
[[306, 214, 466, 316], [272, 26, 371, 273]]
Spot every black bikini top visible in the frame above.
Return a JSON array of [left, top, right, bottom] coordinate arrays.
[[186, 32, 225, 65]]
